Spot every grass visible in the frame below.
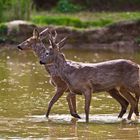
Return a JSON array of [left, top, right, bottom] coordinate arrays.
[[31, 15, 112, 28], [0, 23, 8, 43], [31, 11, 140, 29]]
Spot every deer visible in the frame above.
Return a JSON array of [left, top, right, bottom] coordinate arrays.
[[17, 28, 81, 119], [18, 29, 131, 119], [39, 29, 140, 123]]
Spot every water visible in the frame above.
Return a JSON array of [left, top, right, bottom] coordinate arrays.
[[0, 47, 140, 139]]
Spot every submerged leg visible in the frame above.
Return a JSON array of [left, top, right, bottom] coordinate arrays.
[[108, 88, 129, 118], [134, 94, 139, 116], [46, 87, 66, 117], [83, 89, 92, 123], [120, 87, 137, 120], [67, 92, 81, 119], [127, 86, 140, 117]]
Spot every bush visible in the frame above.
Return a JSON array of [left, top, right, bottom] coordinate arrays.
[[135, 36, 140, 44], [32, 16, 83, 27], [0, 24, 8, 35], [0, 23, 8, 43], [31, 15, 113, 28], [0, 0, 33, 22], [56, 0, 83, 13]]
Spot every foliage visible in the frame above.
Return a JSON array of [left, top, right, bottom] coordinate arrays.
[[0, 0, 33, 22], [0, 24, 8, 35], [32, 0, 140, 11], [10, 0, 31, 20], [0, 0, 10, 22], [55, 0, 83, 13], [31, 15, 112, 28], [31, 11, 140, 29], [0, 23, 8, 43], [135, 36, 140, 44]]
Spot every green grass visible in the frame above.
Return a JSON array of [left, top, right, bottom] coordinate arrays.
[[31, 15, 112, 28], [0, 23, 8, 43], [31, 11, 140, 29]]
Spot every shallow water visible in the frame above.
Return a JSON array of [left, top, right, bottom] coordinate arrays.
[[0, 48, 140, 139]]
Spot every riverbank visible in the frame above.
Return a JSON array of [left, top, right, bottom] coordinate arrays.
[[31, 11, 140, 29], [0, 19, 140, 53]]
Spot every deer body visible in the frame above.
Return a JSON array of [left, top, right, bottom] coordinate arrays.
[[43, 50, 139, 122], [58, 59, 139, 93], [18, 29, 139, 122], [40, 30, 140, 122]]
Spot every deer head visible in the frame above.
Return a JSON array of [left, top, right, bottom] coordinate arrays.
[[17, 28, 49, 51], [39, 30, 67, 65]]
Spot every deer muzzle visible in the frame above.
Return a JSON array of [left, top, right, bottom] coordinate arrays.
[[39, 61, 46, 65], [17, 45, 23, 50]]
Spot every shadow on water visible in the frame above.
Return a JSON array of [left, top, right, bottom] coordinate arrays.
[[0, 47, 140, 139]]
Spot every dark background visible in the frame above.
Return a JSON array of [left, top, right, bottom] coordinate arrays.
[[33, 0, 140, 11]]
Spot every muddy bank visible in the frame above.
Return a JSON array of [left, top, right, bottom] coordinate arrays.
[[1, 20, 140, 53]]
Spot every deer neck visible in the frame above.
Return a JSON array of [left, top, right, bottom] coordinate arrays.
[[44, 64, 60, 77], [32, 43, 59, 76], [55, 54, 66, 69], [54, 53, 74, 81]]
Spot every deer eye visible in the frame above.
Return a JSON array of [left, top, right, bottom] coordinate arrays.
[[26, 40, 30, 43], [46, 51, 49, 55], [25, 40, 30, 46]]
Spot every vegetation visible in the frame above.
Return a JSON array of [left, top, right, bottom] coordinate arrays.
[[31, 15, 112, 28], [33, 0, 140, 11], [55, 0, 83, 13], [0, 0, 140, 29], [0, 24, 7, 35], [0, 0, 32, 22], [31, 12, 140, 29], [0, 23, 8, 43]]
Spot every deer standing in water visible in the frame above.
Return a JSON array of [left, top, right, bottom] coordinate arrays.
[[17, 28, 134, 120], [39, 30, 140, 122], [17, 28, 81, 118]]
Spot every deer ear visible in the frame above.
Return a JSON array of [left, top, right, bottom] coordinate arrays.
[[39, 28, 49, 40], [57, 37, 67, 50], [33, 28, 39, 39]]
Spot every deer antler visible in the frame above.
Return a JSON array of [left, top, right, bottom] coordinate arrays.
[[48, 29, 58, 48], [39, 28, 49, 40], [57, 36, 68, 49]]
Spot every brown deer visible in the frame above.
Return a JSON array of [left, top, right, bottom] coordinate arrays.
[[39, 30, 140, 122], [17, 28, 81, 119], [18, 29, 130, 119]]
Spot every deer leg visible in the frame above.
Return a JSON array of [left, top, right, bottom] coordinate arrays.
[[70, 93, 81, 119], [127, 86, 140, 117], [46, 87, 65, 118], [134, 94, 139, 116], [83, 89, 92, 123], [120, 87, 137, 120], [108, 88, 129, 118], [66, 93, 81, 119]]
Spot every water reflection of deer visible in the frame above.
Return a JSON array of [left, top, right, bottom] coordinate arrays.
[[118, 124, 140, 139], [47, 118, 78, 138], [18, 28, 139, 122]]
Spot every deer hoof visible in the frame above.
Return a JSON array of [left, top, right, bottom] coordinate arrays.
[[72, 113, 81, 119], [46, 113, 49, 118]]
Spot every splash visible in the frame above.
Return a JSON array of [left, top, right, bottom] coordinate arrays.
[[28, 114, 139, 124]]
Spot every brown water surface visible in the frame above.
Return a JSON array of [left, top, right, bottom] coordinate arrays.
[[0, 47, 140, 139]]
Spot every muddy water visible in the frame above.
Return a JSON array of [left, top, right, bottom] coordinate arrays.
[[0, 48, 140, 139]]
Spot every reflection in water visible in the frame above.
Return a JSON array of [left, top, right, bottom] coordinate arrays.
[[0, 48, 140, 139]]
